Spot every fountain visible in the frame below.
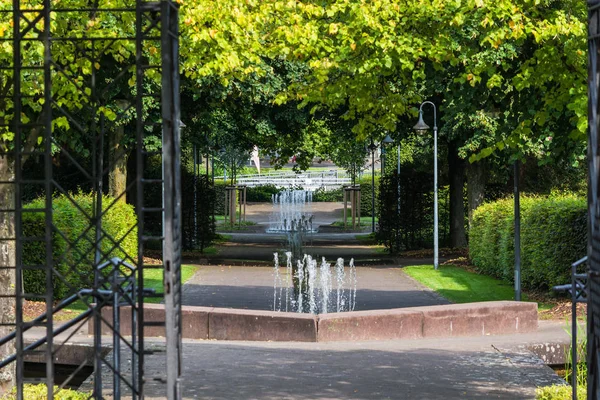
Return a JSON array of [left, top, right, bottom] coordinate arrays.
[[273, 252, 357, 314], [269, 190, 356, 313], [267, 189, 317, 233]]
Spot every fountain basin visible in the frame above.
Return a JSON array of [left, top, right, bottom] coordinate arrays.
[[90, 301, 538, 342]]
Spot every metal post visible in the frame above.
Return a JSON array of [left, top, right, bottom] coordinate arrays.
[[514, 160, 521, 301], [351, 189, 356, 229], [12, 3, 24, 397], [206, 149, 210, 180], [238, 187, 242, 227], [397, 144, 401, 253], [414, 102, 438, 268], [433, 125, 439, 269], [343, 188, 347, 229], [193, 145, 197, 248], [161, 3, 183, 398], [587, 2, 600, 394], [357, 187, 361, 228], [371, 149, 375, 233], [211, 153, 215, 185], [571, 261, 578, 400], [113, 269, 121, 399]]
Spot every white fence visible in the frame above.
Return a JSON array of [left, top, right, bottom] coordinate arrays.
[[236, 170, 351, 190]]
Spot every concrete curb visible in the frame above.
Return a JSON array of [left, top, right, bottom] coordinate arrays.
[[90, 301, 538, 342]]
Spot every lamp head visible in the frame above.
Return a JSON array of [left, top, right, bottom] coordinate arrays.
[[413, 110, 430, 133], [368, 138, 378, 151], [382, 134, 394, 145]]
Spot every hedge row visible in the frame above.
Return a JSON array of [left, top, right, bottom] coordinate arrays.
[[23, 193, 138, 300], [215, 179, 377, 216], [469, 195, 586, 290], [245, 184, 281, 202]]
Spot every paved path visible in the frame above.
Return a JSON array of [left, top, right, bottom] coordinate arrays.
[[242, 201, 346, 229], [141, 321, 568, 399], [23, 320, 570, 400], [209, 233, 388, 262], [182, 265, 449, 311]]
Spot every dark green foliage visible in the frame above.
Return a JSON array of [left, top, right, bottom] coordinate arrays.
[[245, 184, 280, 202], [377, 171, 452, 252], [359, 176, 379, 217], [143, 157, 216, 250], [182, 175, 216, 251], [312, 187, 343, 202], [213, 182, 227, 215], [377, 173, 401, 253], [470, 198, 516, 280], [23, 193, 137, 300], [469, 195, 586, 290]]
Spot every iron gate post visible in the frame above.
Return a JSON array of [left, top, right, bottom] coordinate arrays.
[[588, 1, 600, 398]]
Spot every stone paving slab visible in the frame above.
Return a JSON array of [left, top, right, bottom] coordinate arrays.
[[140, 321, 568, 399], [23, 320, 570, 399]]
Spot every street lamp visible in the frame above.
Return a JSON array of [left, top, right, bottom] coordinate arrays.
[[381, 134, 394, 174], [368, 139, 378, 233], [413, 101, 439, 270], [396, 140, 401, 253]]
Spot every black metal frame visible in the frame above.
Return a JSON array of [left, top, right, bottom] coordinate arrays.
[[553, 257, 588, 400], [0, 1, 182, 399], [590, 2, 600, 399]]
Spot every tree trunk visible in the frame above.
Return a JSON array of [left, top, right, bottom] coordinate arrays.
[[448, 142, 467, 248], [108, 125, 127, 202], [0, 157, 15, 394], [467, 160, 486, 228]]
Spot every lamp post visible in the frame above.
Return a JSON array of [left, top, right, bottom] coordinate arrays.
[[381, 134, 393, 174], [397, 141, 401, 253], [368, 139, 378, 233], [413, 101, 439, 269]]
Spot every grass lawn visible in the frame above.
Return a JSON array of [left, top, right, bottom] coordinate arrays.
[[59, 265, 199, 315], [331, 216, 377, 228], [215, 220, 257, 232], [198, 246, 218, 255], [142, 264, 198, 304], [403, 264, 543, 305], [355, 232, 377, 244]]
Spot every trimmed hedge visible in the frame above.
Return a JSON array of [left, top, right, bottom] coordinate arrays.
[[23, 193, 137, 300], [214, 182, 227, 215], [469, 195, 586, 290], [246, 184, 280, 202], [182, 175, 216, 251], [377, 172, 452, 252], [312, 187, 343, 202], [359, 177, 380, 217]]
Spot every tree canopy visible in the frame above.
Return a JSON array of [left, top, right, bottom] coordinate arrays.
[[177, 0, 587, 167]]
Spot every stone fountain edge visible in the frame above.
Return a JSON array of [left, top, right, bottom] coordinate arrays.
[[89, 301, 538, 342]]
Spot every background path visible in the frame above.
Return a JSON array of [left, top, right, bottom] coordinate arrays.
[[242, 201, 346, 230]]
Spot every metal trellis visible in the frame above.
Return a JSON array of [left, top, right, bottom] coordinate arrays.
[[0, 1, 182, 399]]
